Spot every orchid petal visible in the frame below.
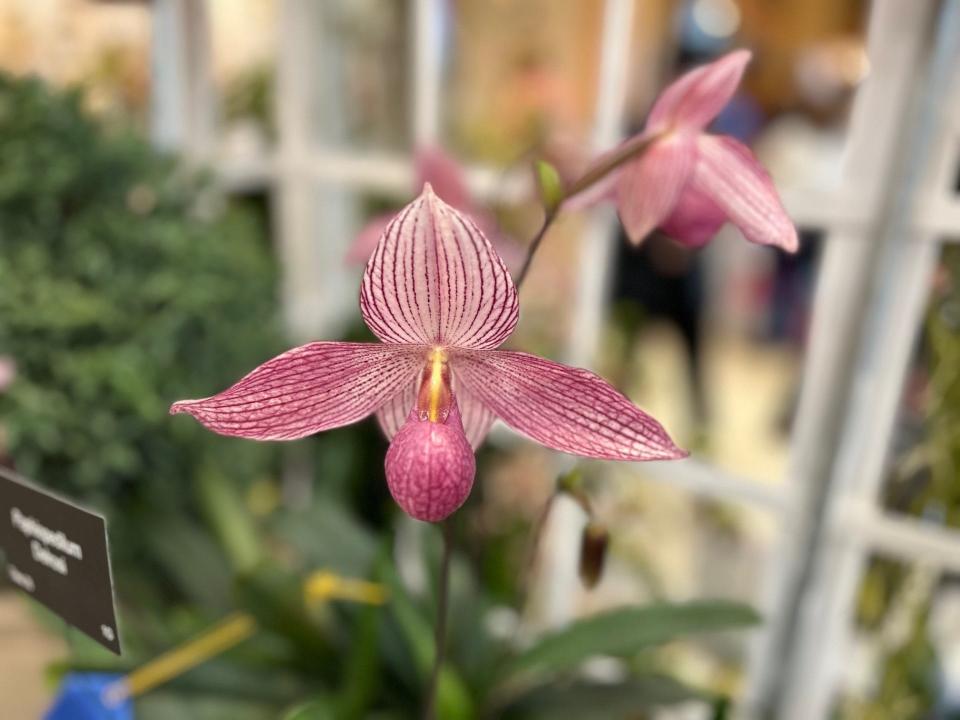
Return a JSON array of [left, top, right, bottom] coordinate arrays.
[[415, 146, 472, 211], [376, 379, 416, 441], [692, 135, 798, 252], [385, 403, 476, 522], [417, 146, 524, 274], [647, 50, 752, 133], [452, 350, 686, 461], [660, 183, 727, 247], [377, 373, 495, 449], [346, 212, 394, 265], [171, 342, 424, 440], [616, 135, 695, 245], [360, 186, 519, 349], [453, 378, 496, 448]]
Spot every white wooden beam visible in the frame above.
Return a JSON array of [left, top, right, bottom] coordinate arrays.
[[770, 3, 960, 717], [567, 0, 638, 369], [412, 0, 443, 146], [743, 0, 942, 715], [150, 0, 214, 155]]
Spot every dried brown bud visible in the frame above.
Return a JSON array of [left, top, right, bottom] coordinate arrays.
[[578, 522, 610, 589]]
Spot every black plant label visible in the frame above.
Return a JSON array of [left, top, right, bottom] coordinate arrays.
[[0, 467, 120, 654]]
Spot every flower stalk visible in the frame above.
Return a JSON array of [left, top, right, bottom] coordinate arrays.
[[515, 132, 662, 287], [423, 521, 454, 720], [564, 131, 663, 200]]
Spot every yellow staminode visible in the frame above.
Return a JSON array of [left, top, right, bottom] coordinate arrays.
[[427, 347, 447, 422], [304, 570, 388, 607]]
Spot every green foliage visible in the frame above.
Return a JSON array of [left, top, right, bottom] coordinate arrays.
[[276, 512, 757, 719], [922, 246, 960, 521], [506, 601, 760, 679], [223, 63, 275, 138], [505, 676, 706, 719], [281, 696, 338, 720], [380, 558, 476, 718], [0, 72, 282, 591]]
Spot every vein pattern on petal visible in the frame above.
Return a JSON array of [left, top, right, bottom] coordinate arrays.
[[692, 135, 798, 252], [170, 342, 425, 440], [451, 350, 686, 461], [360, 187, 519, 349], [647, 49, 752, 133], [616, 135, 695, 244]]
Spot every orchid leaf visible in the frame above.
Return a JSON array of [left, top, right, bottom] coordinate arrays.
[[334, 549, 389, 719], [139, 516, 233, 609], [196, 467, 262, 573], [269, 501, 378, 576], [505, 601, 759, 678], [381, 561, 475, 719], [505, 675, 708, 718], [281, 696, 337, 720], [138, 691, 275, 720]]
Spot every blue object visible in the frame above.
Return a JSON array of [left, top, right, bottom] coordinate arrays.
[[45, 673, 133, 720]]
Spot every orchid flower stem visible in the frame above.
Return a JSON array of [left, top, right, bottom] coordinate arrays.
[[568, 131, 662, 198], [515, 210, 557, 287], [516, 132, 662, 289], [423, 521, 454, 720]]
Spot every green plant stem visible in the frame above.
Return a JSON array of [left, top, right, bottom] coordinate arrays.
[[515, 131, 662, 289], [566, 131, 662, 198], [514, 210, 557, 287], [423, 521, 454, 720]]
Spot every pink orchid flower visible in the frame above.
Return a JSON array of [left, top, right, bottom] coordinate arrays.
[[346, 146, 523, 270], [571, 50, 797, 252], [172, 186, 685, 522]]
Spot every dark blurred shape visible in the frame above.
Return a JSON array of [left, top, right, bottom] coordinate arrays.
[[578, 521, 610, 590], [768, 230, 818, 345], [611, 234, 708, 426]]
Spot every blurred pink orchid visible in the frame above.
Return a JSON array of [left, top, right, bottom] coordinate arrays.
[[346, 146, 523, 271], [173, 186, 685, 522], [570, 50, 797, 252]]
